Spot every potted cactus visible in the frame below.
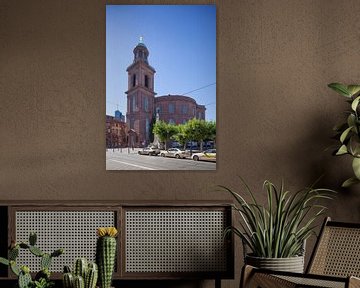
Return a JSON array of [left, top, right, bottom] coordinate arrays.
[[0, 232, 63, 288], [62, 258, 98, 288], [96, 227, 118, 288]]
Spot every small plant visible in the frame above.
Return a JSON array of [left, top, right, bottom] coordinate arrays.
[[0, 232, 63, 288], [62, 258, 98, 288], [220, 178, 335, 258], [328, 82, 360, 187], [96, 227, 118, 288]]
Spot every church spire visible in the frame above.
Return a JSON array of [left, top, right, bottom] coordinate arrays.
[[133, 36, 149, 64]]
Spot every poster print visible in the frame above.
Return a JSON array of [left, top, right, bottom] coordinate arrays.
[[106, 5, 216, 170]]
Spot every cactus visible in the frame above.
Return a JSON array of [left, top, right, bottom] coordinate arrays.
[[85, 262, 98, 288], [10, 260, 20, 276], [18, 269, 32, 288], [0, 257, 9, 266], [51, 248, 64, 258], [63, 271, 74, 288], [29, 232, 37, 246], [0, 232, 64, 288], [73, 275, 85, 288], [74, 258, 88, 279], [9, 246, 19, 260], [63, 259, 98, 288], [41, 253, 52, 270], [29, 245, 44, 257], [96, 227, 118, 288], [35, 268, 51, 281]]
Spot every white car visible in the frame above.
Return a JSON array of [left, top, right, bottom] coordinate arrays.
[[192, 149, 216, 162], [160, 148, 188, 159]]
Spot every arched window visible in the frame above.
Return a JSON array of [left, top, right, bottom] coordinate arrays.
[[132, 74, 136, 87], [145, 75, 149, 88]]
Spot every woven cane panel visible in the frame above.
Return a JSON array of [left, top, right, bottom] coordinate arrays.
[[310, 226, 360, 277], [125, 210, 227, 273], [277, 275, 345, 288], [15, 211, 115, 272]]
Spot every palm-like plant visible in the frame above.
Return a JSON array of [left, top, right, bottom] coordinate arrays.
[[221, 179, 334, 258], [328, 83, 360, 187]]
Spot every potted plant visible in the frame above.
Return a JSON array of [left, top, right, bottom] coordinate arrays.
[[220, 178, 334, 273], [328, 82, 360, 187]]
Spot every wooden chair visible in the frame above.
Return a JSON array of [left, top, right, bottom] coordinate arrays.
[[241, 217, 360, 288]]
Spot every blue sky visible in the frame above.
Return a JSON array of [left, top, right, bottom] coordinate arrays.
[[106, 5, 216, 121]]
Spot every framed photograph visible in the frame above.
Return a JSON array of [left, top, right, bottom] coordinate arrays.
[[106, 5, 216, 170]]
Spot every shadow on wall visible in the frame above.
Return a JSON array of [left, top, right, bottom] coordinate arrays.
[[278, 112, 360, 221]]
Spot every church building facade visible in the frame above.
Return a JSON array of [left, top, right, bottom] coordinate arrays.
[[125, 39, 206, 147]]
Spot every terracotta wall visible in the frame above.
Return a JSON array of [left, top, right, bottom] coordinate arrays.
[[1, 0, 360, 287]]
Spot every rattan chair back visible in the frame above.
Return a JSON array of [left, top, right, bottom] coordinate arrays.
[[307, 217, 360, 278]]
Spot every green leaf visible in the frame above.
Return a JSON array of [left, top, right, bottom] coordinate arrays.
[[347, 114, 356, 128], [342, 177, 360, 188], [0, 257, 9, 266], [340, 126, 353, 143], [10, 261, 20, 276], [351, 96, 360, 111], [349, 135, 360, 156], [336, 144, 348, 155], [347, 85, 360, 97], [352, 157, 360, 179], [328, 83, 351, 97]]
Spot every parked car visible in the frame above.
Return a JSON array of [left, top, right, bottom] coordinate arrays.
[[160, 148, 188, 159], [192, 149, 216, 162], [138, 147, 160, 156]]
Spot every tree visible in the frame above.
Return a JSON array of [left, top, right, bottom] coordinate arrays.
[[171, 124, 189, 149], [184, 118, 209, 150], [153, 120, 178, 149], [205, 121, 216, 147]]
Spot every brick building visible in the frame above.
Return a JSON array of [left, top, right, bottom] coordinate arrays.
[[155, 95, 205, 125], [106, 115, 127, 148], [125, 39, 206, 146]]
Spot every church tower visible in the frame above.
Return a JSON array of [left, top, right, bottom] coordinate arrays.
[[125, 37, 156, 146]]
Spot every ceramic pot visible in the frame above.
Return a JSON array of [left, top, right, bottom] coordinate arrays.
[[245, 254, 305, 273]]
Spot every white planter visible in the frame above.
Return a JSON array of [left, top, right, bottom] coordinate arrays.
[[245, 254, 305, 273]]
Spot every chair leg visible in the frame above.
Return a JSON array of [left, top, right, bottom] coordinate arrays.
[[215, 278, 221, 288]]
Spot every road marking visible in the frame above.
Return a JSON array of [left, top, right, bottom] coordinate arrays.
[[108, 159, 156, 170]]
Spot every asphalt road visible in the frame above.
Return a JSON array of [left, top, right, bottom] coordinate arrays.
[[106, 149, 216, 170]]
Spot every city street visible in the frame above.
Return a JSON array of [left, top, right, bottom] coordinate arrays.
[[106, 149, 216, 170]]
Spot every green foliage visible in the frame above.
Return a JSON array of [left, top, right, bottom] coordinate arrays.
[[32, 278, 54, 288], [171, 124, 189, 149], [328, 82, 360, 187], [0, 232, 63, 288], [152, 120, 177, 148], [153, 118, 217, 149], [220, 178, 335, 258]]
